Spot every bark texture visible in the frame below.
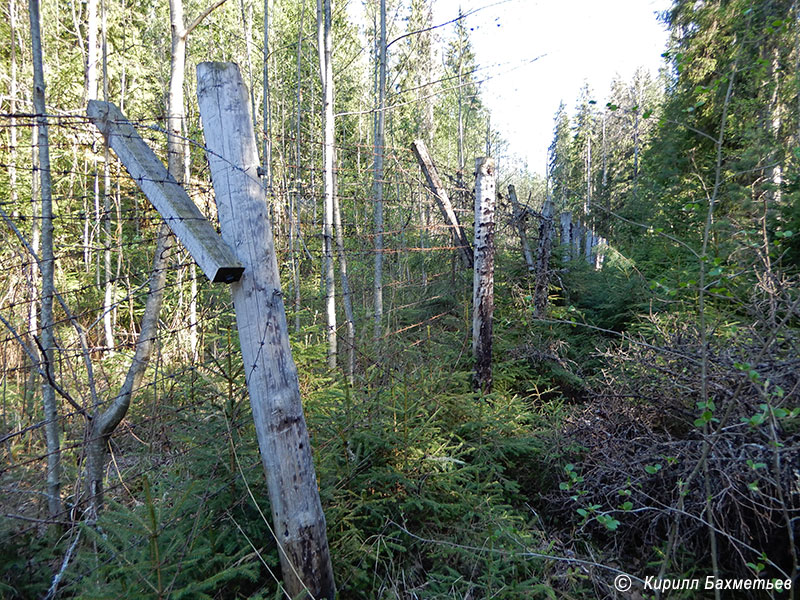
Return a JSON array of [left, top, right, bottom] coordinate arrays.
[[472, 157, 496, 394], [29, 0, 62, 520]]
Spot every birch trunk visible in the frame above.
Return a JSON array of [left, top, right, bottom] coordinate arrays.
[[333, 150, 356, 384], [507, 184, 534, 272], [317, 0, 337, 367], [372, 0, 387, 339], [262, 0, 273, 216], [9, 0, 18, 211], [472, 158, 496, 394], [101, 4, 114, 350], [291, 0, 304, 333], [85, 0, 98, 101], [29, 0, 62, 520], [197, 61, 335, 599]]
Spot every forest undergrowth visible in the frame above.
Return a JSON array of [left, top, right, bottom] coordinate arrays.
[[4, 245, 796, 599]]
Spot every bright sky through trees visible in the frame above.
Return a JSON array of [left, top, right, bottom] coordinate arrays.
[[432, 0, 671, 174]]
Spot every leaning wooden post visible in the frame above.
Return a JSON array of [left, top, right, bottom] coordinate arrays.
[[196, 62, 335, 600], [412, 139, 473, 268], [472, 157, 496, 394], [533, 198, 554, 318], [507, 184, 534, 272]]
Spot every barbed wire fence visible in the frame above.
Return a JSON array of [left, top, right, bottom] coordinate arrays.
[[0, 109, 538, 595]]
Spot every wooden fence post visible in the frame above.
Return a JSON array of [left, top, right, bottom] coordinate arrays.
[[473, 157, 496, 393], [196, 62, 335, 600], [412, 139, 473, 268], [533, 198, 554, 317], [507, 184, 534, 272], [560, 212, 572, 262]]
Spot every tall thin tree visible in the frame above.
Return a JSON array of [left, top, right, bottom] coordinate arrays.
[[317, 0, 337, 368], [372, 0, 387, 339], [29, 0, 61, 520]]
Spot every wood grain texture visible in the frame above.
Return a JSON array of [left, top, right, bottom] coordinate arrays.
[[87, 100, 243, 283], [196, 61, 335, 600]]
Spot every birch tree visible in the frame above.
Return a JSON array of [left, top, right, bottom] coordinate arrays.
[[372, 0, 386, 339], [318, 0, 337, 368], [29, 0, 61, 521]]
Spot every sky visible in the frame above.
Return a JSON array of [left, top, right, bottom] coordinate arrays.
[[429, 0, 673, 175]]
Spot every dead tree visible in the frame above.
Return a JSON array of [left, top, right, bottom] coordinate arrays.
[[197, 62, 335, 599], [472, 157, 496, 394]]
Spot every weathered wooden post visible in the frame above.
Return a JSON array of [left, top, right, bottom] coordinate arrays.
[[560, 212, 572, 263], [196, 62, 335, 599], [472, 157, 496, 394], [585, 228, 594, 265], [507, 184, 534, 272], [412, 139, 473, 268], [594, 236, 607, 270], [572, 220, 584, 260], [533, 198, 554, 317], [86, 101, 244, 283]]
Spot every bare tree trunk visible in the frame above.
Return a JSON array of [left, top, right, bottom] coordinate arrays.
[[291, 0, 305, 333], [85, 0, 98, 102], [560, 212, 571, 263], [29, 0, 61, 520], [101, 1, 114, 351], [585, 133, 591, 214], [633, 83, 641, 202], [85, 227, 172, 514], [333, 150, 355, 384], [85, 0, 228, 514], [317, 0, 336, 367], [197, 62, 336, 599], [533, 198, 554, 317], [9, 0, 18, 211], [372, 0, 386, 339], [167, 0, 187, 184], [507, 184, 534, 272], [472, 157, 496, 394], [262, 0, 273, 216]]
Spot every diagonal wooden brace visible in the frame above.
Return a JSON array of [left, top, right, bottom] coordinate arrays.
[[87, 100, 243, 283]]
